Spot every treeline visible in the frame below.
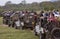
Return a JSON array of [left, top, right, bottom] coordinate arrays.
[[0, 1, 60, 13]]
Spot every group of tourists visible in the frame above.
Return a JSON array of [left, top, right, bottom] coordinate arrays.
[[34, 10, 60, 39], [2, 10, 60, 39]]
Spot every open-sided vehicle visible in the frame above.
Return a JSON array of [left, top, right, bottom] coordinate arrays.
[[34, 16, 60, 39]]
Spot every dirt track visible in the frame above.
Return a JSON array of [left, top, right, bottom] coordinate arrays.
[[0, 24, 8, 27]]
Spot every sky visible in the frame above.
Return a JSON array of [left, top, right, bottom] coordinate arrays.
[[0, 0, 56, 6]]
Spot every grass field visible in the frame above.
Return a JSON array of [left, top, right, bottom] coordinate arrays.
[[0, 17, 3, 24], [0, 17, 39, 39]]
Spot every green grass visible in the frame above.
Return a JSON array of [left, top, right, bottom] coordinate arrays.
[[0, 26, 38, 39], [0, 17, 3, 24], [0, 17, 39, 39]]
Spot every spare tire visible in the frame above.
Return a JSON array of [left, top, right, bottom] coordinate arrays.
[[51, 28, 60, 38]]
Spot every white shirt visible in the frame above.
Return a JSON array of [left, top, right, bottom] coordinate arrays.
[[53, 12, 60, 17], [40, 27, 44, 33], [35, 25, 40, 34], [21, 22, 24, 26], [35, 25, 44, 34], [15, 20, 20, 26]]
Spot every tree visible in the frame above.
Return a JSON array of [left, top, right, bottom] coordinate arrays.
[[1, 0, 60, 11], [21, 0, 27, 10], [21, 0, 26, 5], [5, 1, 12, 5]]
